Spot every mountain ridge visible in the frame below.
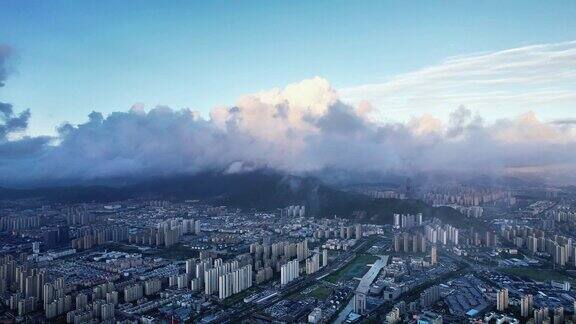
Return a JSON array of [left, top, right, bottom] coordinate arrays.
[[0, 171, 463, 225]]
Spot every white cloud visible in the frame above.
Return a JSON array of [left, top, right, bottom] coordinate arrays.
[[2, 39, 576, 186], [341, 40, 576, 122], [3, 76, 576, 185]]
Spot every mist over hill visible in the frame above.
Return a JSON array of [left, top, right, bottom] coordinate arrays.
[[0, 170, 462, 225]]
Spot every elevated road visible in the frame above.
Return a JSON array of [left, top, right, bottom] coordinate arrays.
[[361, 256, 469, 322], [219, 235, 380, 323]]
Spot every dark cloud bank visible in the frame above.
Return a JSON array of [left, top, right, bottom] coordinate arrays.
[[1, 49, 575, 187]]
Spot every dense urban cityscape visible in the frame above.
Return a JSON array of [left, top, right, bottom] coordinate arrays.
[[2, 1, 575, 323], [1, 183, 576, 323]]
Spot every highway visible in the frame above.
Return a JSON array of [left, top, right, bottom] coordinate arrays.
[[333, 255, 389, 324], [361, 253, 470, 322]]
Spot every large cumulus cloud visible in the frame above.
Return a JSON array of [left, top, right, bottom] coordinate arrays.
[[1, 66, 575, 185]]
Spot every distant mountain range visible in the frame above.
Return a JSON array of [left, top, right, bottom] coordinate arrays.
[[0, 170, 463, 225]]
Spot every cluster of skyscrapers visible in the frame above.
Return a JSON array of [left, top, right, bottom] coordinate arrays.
[[217, 264, 253, 299], [424, 223, 459, 246], [127, 217, 201, 247], [421, 185, 512, 207], [281, 205, 306, 218], [501, 225, 576, 267], [531, 306, 566, 324], [0, 215, 41, 231], [393, 232, 427, 253], [393, 213, 423, 229], [280, 259, 300, 285], [1, 256, 46, 317], [70, 226, 128, 250], [420, 285, 441, 308]]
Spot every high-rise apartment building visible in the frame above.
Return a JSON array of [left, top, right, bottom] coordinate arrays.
[[280, 260, 299, 286], [496, 288, 509, 311], [520, 294, 533, 318], [430, 245, 437, 265]]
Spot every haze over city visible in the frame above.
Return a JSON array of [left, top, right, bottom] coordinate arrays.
[[1, 2, 576, 324]]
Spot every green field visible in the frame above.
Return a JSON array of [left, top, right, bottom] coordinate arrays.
[[151, 244, 199, 260], [501, 268, 576, 285], [325, 253, 379, 284], [297, 284, 333, 301]]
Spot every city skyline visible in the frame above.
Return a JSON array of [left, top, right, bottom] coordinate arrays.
[[2, 3, 576, 322]]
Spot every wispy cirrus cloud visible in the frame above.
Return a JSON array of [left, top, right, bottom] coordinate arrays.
[[341, 40, 576, 121]]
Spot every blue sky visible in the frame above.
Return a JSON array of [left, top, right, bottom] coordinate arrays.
[[1, 0, 575, 136]]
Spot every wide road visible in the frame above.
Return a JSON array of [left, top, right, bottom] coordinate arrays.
[[361, 255, 470, 322], [219, 235, 380, 323]]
